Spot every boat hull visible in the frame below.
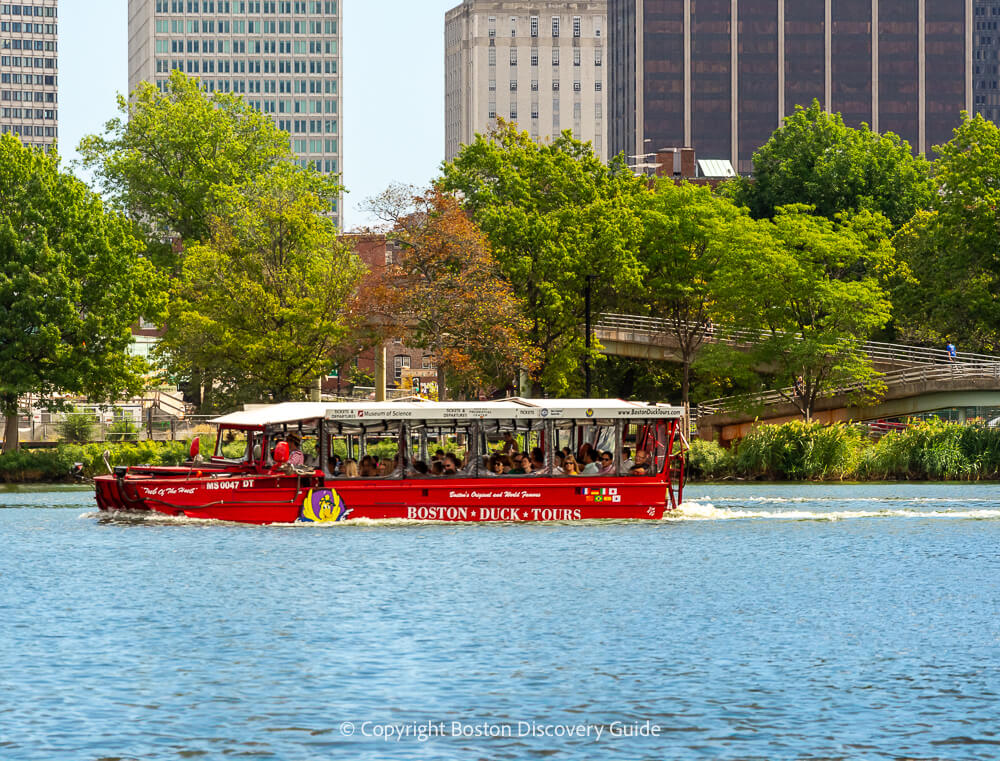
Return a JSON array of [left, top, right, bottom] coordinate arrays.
[[94, 472, 676, 524]]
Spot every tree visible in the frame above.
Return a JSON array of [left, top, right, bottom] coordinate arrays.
[[77, 70, 293, 270], [715, 206, 898, 420], [440, 121, 646, 395], [0, 136, 164, 452], [155, 164, 363, 407], [894, 114, 1000, 352], [635, 180, 758, 407], [731, 101, 934, 230], [363, 187, 540, 399]]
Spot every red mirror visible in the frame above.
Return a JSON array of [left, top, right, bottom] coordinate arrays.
[[273, 441, 289, 464], [189, 438, 200, 459]]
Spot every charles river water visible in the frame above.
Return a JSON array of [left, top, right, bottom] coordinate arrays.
[[2, 484, 1000, 760]]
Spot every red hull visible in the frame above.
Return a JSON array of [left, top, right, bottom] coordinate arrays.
[[95, 470, 677, 524]]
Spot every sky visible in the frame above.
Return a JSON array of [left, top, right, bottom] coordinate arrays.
[[58, 0, 460, 231]]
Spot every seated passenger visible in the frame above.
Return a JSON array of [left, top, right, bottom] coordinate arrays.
[[629, 450, 651, 476], [529, 448, 546, 474], [553, 451, 566, 475], [580, 449, 600, 475], [444, 452, 462, 472], [442, 458, 459, 476], [599, 451, 615, 475], [622, 447, 634, 470], [341, 459, 359, 478], [508, 455, 529, 475], [430, 461, 445, 476], [286, 434, 305, 467], [488, 455, 505, 475], [359, 455, 378, 478], [563, 455, 581, 475], [412, 461, 429, 475], [327, 454, 343, 475], [432, 448, 446, 462]]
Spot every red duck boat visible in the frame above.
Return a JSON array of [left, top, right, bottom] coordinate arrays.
[[94, 398, 686, 524]]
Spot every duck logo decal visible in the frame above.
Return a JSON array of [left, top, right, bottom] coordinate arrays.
[[298, 488, 353, 523]]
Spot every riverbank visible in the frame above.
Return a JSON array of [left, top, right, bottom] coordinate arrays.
[[3, 420, 997, 484]]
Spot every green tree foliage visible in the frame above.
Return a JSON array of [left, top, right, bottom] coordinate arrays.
[[440, 121, 646, 395], [77, 70, 293, 269], [156, 164, 363, 407], [731, 101, 933, 229], [635, 180, 760, 406], [0, 135, 164, 452], [894, 114, 1000, 352], [715, 206, 898, 419]]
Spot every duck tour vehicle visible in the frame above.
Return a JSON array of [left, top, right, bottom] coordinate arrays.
[[94, 398, 686, 524]]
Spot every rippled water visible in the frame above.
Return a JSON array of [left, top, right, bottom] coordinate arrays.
[[2, 483, 1000, 760]]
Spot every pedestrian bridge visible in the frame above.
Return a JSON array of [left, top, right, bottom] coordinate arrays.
[[695, 364, 1000, 443], [593, 313, 1000, 441], [595, 313, 998, 370]]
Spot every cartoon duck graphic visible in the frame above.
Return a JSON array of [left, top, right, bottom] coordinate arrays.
[[298, 489, 353, 523]]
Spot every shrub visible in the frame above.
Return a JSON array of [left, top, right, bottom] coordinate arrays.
[[57, 407, 98, 443], [732, 421, 865, 480], [687, 438, 732, 480]]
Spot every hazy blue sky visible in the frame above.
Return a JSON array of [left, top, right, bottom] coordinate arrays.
[[58, 0, 459, 230]]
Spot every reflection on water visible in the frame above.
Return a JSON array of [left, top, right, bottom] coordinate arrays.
[[1, 483, 1000, 760]]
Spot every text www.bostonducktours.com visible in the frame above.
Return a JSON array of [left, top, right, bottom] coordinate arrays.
[[336, 720, 662, 743]]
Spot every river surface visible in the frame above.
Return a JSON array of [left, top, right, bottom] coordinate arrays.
[[2, 483, 999, 760]]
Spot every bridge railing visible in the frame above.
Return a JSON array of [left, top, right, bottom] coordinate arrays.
[[697, 362, 1000, 417], [596, 313, 1000, 367]]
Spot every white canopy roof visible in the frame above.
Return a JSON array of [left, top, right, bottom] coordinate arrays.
[[210, 398, 683, 429]]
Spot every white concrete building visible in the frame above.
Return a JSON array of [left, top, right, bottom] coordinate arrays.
[[0, 0, 58, 150], [445, 0, 607, 162], [128, 0, 342, 227]]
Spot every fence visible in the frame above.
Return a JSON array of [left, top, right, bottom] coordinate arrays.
[[13, 413, 218, 445]]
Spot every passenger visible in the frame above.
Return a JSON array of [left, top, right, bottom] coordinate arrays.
[[442, 457, 459, 476], [444, 452, 462, 471], [629, 450, 651, 476], [499, 431, 517, 455], [563, 455, 581, 476], [286, 434, 305, 467], [341, 459, 359, 478], [327, 454, 343, 475], [432, 448, 446, 462], [412, 461, 429, 475], [599, 451, 615, 475], [580, 449, 600, 475], [553, 451, 566, 475], [622, 447, 634, 470], [359, 455, 378, 478], [430, 461, 445, 476], [508, 454, 528, 475], [488, 455, 505, 475], [529, 448, 546, 474], [498, 454, 513, 474]]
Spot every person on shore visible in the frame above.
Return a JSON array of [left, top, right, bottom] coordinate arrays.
[[946, 341, 957, 362]]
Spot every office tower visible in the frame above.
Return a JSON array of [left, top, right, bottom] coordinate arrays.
[[445, 0, 608, 162], [609, 0, 974, 173], [0, 0, 58, 150], [975, 0, 1000, 122], [128, 0, 342, 227]]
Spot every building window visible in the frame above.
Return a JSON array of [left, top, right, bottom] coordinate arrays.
[[573, 80, 581, 92], [595, 81, 602, 91], [510, 80, 517, 91], [510, 47, 517, 65], [530, 48, 538, 66], [530, 16, 538, 38], [393, 355, 410, 382], [552, 48, 559, 66], [552, 16, 559, 37], [552, 80, 559, 91], [531, 79, 538, 91], [595, 48, 602, 66], [573, 16, 581, 37], [573, 48, 581, 66]]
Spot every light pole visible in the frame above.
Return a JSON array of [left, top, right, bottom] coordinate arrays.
[[584, 275, 593, 397]]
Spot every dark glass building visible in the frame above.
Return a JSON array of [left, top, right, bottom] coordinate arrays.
[[975, 0, 1000, 123], [609, 0, 974, 173]]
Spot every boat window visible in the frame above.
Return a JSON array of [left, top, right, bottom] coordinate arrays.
[[215, 428, 252, 462]]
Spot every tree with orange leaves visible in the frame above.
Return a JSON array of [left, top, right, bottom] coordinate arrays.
[[361, 186, 540, 399]]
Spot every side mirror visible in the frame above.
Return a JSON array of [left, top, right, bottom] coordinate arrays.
[[189, 438, 200, 459], [273, 441, 289, 464]]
